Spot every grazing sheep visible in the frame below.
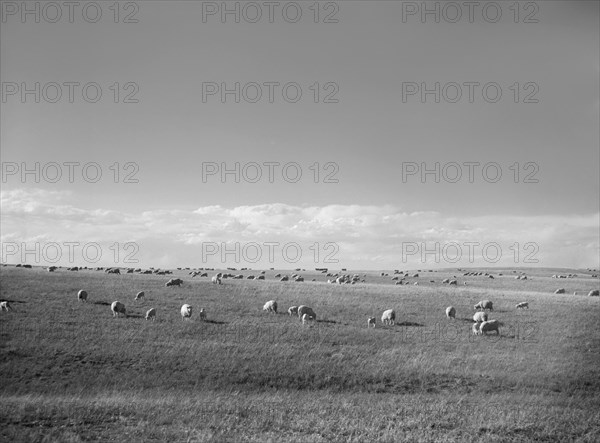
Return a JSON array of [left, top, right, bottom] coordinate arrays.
[[474, 300, 493, 311], [472, 323, 480, 335], [77, 290, 88, 302], [297, 305, 316, 320], [449, 280, 457, 285], [280, 276, 289, 282], [181, 304, 192, 320], [445, 306, 456, 319], [1, 301, 12, 312], [288, 306, 298, 316], [111, 301, 127, 318], [211, 273, 222, 284], [479, 319, 500, 335], [263, 300, 278, 313], [367, 317, 376, 328], [516, 302, 529, 309], [589, 290, 600, 297], [473, 311, 488, 323], [302, 313, 314, 325], [381, 309, 395, 325], [145, 308, 156, 321], [199, 308, 206, 321], [442, 278, 450, 284], [554, 288, 565, 294], [135, 291, 145, 301], [165, 278, 183, 287]]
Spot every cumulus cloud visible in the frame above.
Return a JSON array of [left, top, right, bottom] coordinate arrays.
[[1, 188, 598, 269]]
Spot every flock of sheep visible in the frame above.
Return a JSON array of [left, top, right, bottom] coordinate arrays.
[[263, 302, 318, 324], [3, 268, 598, 335]]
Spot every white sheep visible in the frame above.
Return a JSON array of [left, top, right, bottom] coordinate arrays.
[[472, 323, 480, 335], [479, 320, 500, 335], [473, 311, 488, 323], [367, 317, 376, 328], [554, 288, 565, 294], [381, 309, 395, 325], [445, 306, 456, 319], [111, 301, 126, 318], [199, 308, 206, 321], [181, 304, 192, 320], [263, 300, 277, 313], [302, 313, 314, 324], [473, 300, 493, 311], [145, 308, 156, 321], [516, 302, 529, 309], [297, 305, 316, 320], [135, 291, 145, 301], [77, 290, 88, 302], [288, 306, 298, 316], [1, 301, 12, 312], [211, 273, 222, 284]]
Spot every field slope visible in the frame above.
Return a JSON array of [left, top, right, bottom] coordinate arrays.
[[1, 266, 599, 442]]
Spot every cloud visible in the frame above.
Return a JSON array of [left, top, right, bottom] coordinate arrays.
[[1, 188, 598, 269]]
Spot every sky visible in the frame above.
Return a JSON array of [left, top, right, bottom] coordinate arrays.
[[1, 1, 599, 269]]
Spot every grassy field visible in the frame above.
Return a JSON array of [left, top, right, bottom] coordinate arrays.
[[1, 266, 599, 442]]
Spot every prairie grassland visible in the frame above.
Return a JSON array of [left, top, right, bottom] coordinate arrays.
[[1, 266, 599, 442]]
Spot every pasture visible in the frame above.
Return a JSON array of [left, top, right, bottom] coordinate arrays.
[[1, 266, 599, 442]]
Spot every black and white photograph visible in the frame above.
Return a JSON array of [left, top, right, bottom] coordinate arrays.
[[1, 1, 599, 441]]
